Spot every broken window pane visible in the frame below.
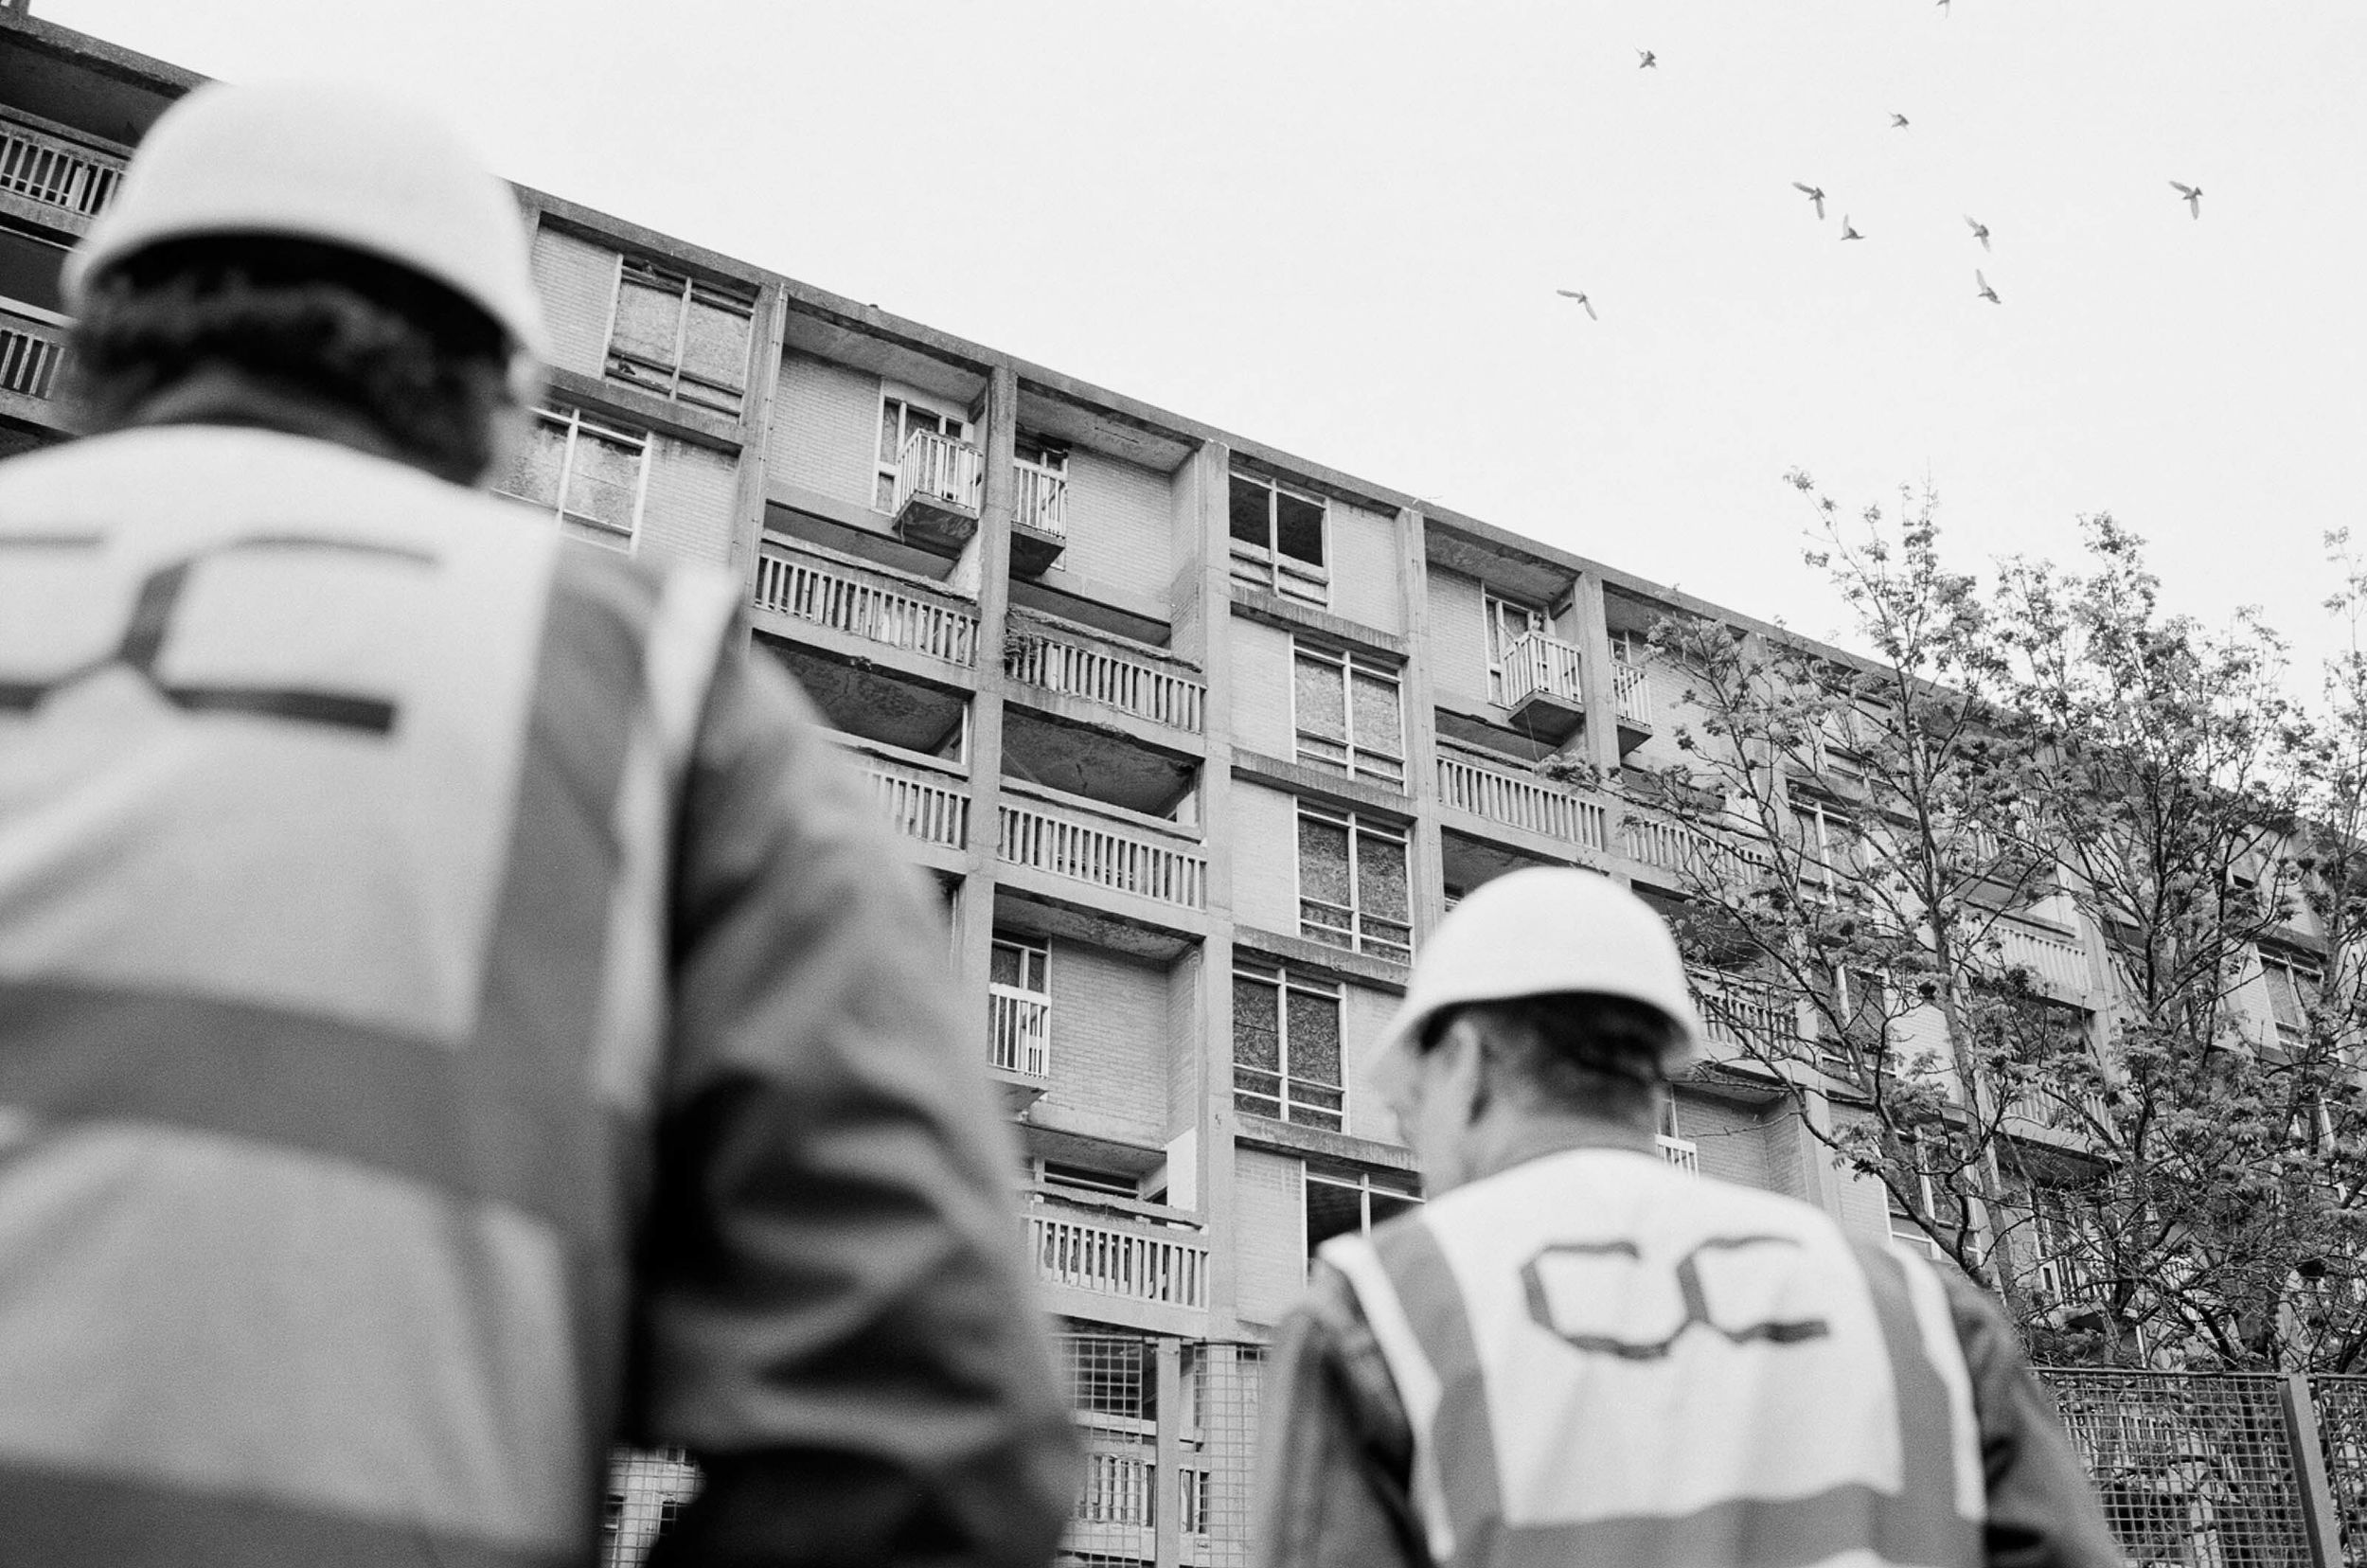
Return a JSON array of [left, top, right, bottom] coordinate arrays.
[[1229, 472, 1271, 547], [1275, 490, 1325, 565]]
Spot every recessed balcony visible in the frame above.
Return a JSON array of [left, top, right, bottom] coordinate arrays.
[[844, 742, 970, 854], [1501, 631, 1586, 736], [1435, 743, 1610, 854], [752, 537, 979, 669], [988, 982, 1052, 1103], [1613, 660, 1655, 754], [0, 299, 65, 404], [1026, 1189, 1209, 1312], [1004, 611, 1205, 735], [998, 782, 1207, 914], [0, 109, 124, 229], [891, 427, 983, 556]]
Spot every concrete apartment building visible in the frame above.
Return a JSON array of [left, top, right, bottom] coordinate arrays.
[[0, 11, 2335, 1567]]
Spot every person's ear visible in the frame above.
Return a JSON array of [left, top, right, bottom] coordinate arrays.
[[1437, 1018, 1489, 1127]]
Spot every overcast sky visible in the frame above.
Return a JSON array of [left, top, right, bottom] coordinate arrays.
[[42, 1, 2367, 677]]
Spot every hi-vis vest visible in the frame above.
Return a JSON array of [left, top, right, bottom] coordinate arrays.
[[1322, 1148, 1984, 1568], [0, 427, 738, 1562]]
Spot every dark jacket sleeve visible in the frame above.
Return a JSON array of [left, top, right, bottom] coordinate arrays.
[[1253, 1261, 1430, 1568], [636, 634, 1081, 1568], [1940, 1271, 2123, 1568]]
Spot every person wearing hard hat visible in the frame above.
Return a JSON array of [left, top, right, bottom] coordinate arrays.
[[1251, 868, 2117, 1568], [0, 82, 1077, 1566]]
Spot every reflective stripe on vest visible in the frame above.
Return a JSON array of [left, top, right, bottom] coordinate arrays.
[[1323, 1149, 1984, 1568]]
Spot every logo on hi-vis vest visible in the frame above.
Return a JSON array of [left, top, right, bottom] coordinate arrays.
[[1519, 1235, 1832, 1360], [0, 534, 432, 735]]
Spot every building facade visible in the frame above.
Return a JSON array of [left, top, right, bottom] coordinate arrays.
[[0, 12, 2337, 1568]]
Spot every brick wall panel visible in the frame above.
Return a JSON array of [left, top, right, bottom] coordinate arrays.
[[1036, 942, 1170, 1144], [1228, 782, 1300, 935], [529, 227, 614, 380], [1234, 1149, 1306, 1328], [1671, 1091, 1771, 1191], [636, 437, 739, 570], [1426, 569, 1490, 708], [771, 353, 881, 511], [1053, 450, 1173, 602], [1327, 500, 1401, 634], [1342, 985, 1404, 1147], [1228, 620, 1295, 763]]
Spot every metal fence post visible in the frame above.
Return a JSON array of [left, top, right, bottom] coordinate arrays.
[[2282, 1373, 2344, 1568]]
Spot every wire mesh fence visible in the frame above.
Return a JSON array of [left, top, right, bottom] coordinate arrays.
[[601, 1447, 701, 1568], [2037, 1368, 2313, 1568], [2308, 1375, 2367, 1568]]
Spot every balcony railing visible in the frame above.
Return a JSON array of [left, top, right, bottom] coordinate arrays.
[[989, 984, 1051, 1078], [852, 750, 970, 851], [1613, 661, 1653, 729], [1028, 1202, 1209, 1310], [1993, 920, 2092, 999], [1005, 616, 1205, 733], [1075, 1426, 1155, 1530], [999, 785, 1206, 910], [1435, 747, 1609, 851], [1013, 461, 1069, 538], [1502, 631, 1585, 711], [0, 301, 64, 401], [752, 540, 979, 668], [894, 427, 982, 516], [1657, 1134, 1701, 1174], [0, 111, 123, 221], [1620, 808, 1771, 887], [1692, 969, 1803, 1052]]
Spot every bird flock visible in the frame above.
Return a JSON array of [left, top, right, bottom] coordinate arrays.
[[1562, 37, 2206, 319]]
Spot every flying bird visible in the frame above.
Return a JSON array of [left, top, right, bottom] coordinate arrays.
[[1975, 270, 2001, 304], [2170, 181, 2202, 219], [1556, 289, 1598, 320], [1966, 215, 1991, 251], [1792, 182, 1826, 220], [1637, 48, 1657, 68], [1841, 216, 1863, 241], [1890, 112, 1911, 129]]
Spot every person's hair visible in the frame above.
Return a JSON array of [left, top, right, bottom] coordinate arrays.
[[66, 236, 516, 485], [1422, 991, 1678, 1124]]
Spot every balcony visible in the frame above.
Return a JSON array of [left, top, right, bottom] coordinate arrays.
[[846, 745, 970, 852], [0, 110, 124, 227], [1435, 744, 1609, 854], [1990, 918, 2093, 1003], [1612, 660, 1655, 753], [1027, 1191, 1209, 1311], [1619, 806, 1771, 890], [752, 538, 979, 668], [999, 782, 1207, 913], [989, 982, 1051, 1085], [892, 428, 983, 555], [1657, 1133, 1701, 1173], [0, 300, 64, 403], [1010, 459, 1068, 576], [1005, 612, 1205, 735], [1501, 631, 1586, 735], [1691, 968, 1806, 1058]]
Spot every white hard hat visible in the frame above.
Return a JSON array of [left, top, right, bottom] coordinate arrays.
[[63, 80, 549, 362], [1373, 868, 1704, 1078]]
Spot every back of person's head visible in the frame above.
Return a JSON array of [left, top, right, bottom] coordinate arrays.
[[60, 80, 547, 487], [1424, 991, 1683, 1125]]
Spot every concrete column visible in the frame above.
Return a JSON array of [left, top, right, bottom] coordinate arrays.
[[952, 365, 1021, 1027], [1152, 1338, 1184, 1568], [724, 279, 790, 589], [1398, 506, 1448, 938], [1570, 569, 1622, 778], [2281, 1374, 2343, 1568]]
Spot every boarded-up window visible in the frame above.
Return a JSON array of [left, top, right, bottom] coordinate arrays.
[[605, 256, 756, 417], [495, 404, 650, 550], [1293, 642, 1404, 788], [1297, 805, 1411, 963], [1234, 961, 1345, 1130]]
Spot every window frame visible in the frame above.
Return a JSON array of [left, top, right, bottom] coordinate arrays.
[[2258, 948, 2320, 1048], [1483, 589, 1548, 705], [495, 402, 652, 551], [602, 253, 757, 416], [1231, 958, 1347, 1130], [1227, 470, 1330, 607], [1301, 1165, 1422, 1272], [1012, 430, 1071, 536], [1294, 803, 1414, 964], [1290, 640, 1405, 789]]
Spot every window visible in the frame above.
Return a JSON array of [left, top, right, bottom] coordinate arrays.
[[605, 256, 756, 416], [989, 936, 1050, 1078], [1041, 1159, 1135, 1198], [1483, 590, 1547, 704], [876, 391, 972, 513], [1228, 471, 1327, 605], [2260, 950, 2320, 1047], [1791, 801, 1850, 904], [1233, 961, 1344, 1130], [1304, 1167, 1420, 1268], [1013, 432, 1069, 535], [495, 404, 650, 549], [1292, 643, 1404, 788], [1296, 805, 1412, 963]]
